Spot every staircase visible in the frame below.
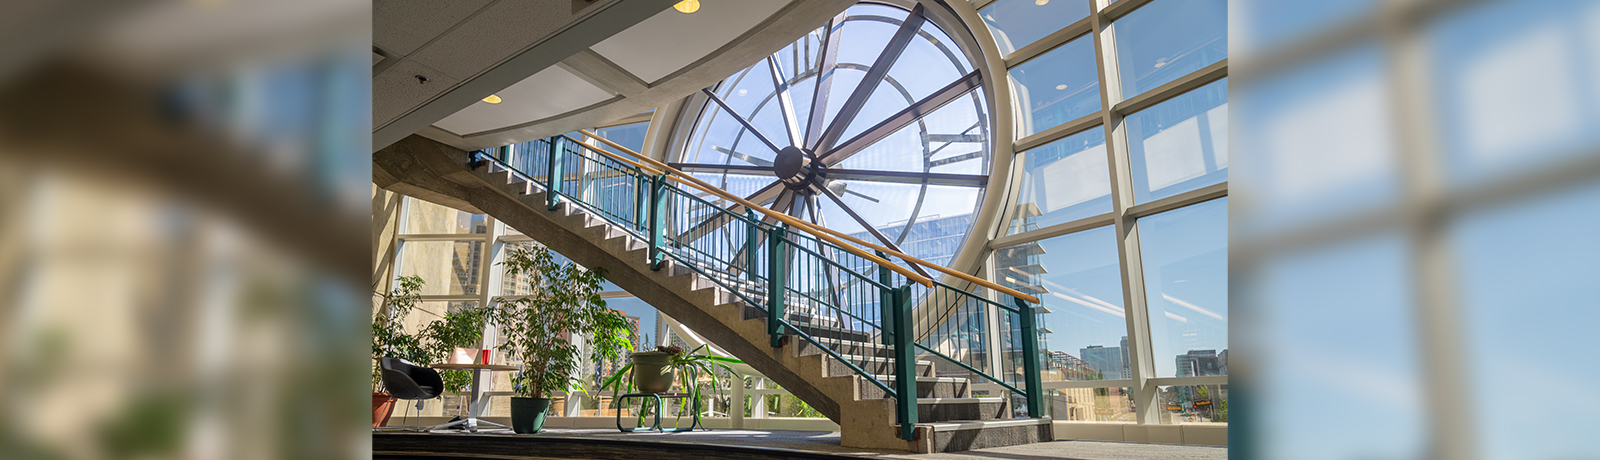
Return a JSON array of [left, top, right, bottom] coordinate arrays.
[[374, 134, 1051, 452]]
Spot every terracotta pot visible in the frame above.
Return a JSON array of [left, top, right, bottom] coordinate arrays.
[[510, 397, 552, 434], [372, 393, 397, 427], [630, 351, 675, 394]]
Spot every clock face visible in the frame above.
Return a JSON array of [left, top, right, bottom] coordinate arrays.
[[677, 3, 991, 269]]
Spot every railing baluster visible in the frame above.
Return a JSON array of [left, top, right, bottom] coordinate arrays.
[[746, 210, 759, 283], [547, 136, 564, 210], [648, 174, 666, 270], [876, 251, 893, 347], [767, 225, 787, 348], [1015, 296, 1043, 418]]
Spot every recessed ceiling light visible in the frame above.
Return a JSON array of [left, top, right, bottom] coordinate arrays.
[[738, 89, 748, 96], [1036, 0, 1049, 5], [1055, 84, 1067, 90], [674, 0, 700, 14], [482, 94, 502, 104]]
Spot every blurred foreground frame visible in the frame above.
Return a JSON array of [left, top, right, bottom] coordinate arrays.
[[1232, 0, 1600, 459], [0, 22, 369, 460]]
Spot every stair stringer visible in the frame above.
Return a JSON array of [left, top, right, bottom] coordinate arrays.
[[377, 140, 917, 450]]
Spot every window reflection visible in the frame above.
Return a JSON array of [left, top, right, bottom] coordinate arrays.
[[1009, 127, 1110, 235], [1009, 36, 1101, 137], [1126, 79, 1227, 203], [1429, 0, 1600, 185], [404, 196, 487, 234], [979, 0, 1092, 56], [1138, 198, 1227, 378], [1455, 182, 1600, 460], [398, 241, 484, 296], [1256, 235, 1421, 458], [997, 226, 1126, 383], [592, 121, 650, 156], [1113, 0, 1227, 97]]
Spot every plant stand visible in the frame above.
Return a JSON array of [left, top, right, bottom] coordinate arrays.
[[615, 393, 700, 433]]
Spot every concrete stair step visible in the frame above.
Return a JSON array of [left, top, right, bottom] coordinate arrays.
[[899, 418, 1053, 453], [824, 354, 933, 379], [858, 376, 970, 399], [915, 397, 1010, 423]]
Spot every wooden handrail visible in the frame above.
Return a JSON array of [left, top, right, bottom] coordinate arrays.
[[574, 131, 930, 286], [577, 129, 1041, 303], [577, 129, 1042, 304], [556, 135, 666, 176]]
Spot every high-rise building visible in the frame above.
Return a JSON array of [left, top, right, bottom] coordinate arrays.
[[1080, 344, 1127, 380], [1175, 349, 1224, 378]]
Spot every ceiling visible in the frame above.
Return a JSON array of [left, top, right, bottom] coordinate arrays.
[[373, 0, 856, 153], [591, 0, 792, 83], [433, 65, 616, 135]]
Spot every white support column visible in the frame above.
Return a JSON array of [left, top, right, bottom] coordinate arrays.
[[731, 373, 747, 429], [475, 216, 503, 417], [749, 378, 766, 420]]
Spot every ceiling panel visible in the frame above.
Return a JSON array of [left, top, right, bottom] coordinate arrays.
[[407, 0, 581, 81], [592, 0, 792, 83], [373, 60, 460, 128], [372, 0, 492, 56], [433, 66, 616, 136]]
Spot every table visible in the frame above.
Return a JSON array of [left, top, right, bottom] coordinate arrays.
[[615, 393, 700, 433], [428, 363, 519, 432]]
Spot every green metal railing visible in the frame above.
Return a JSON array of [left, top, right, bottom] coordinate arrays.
[[472, 135, 1043, 439]]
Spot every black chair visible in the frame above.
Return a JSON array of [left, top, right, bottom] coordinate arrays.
[[380, 357, 444, 431]]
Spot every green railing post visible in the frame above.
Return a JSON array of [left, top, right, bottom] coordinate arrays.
[[745, 210, 760, 282], [547, 136, 565, 210], [634, 174, 648, 231], [877, 251, 894, 347], [766, 225, 787, 348], [647, 174, 666, 271], [891, 284, 917, 440], [1015, 296, 1044, 418]]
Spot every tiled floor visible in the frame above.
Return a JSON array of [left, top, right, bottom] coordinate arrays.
[[389, 427, 1228, 460]]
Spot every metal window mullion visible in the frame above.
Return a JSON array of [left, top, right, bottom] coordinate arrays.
[[1002, 16, 1094, 69], [1112, 59, 1228, 116], [989, 210, 1118, 249], [1388, 14, 1473, 460], [1091, 3, 1159, 426], [1124, 182, 1228, 220], [1013, 112, 1104, 153], [474, 215, 503, 417]]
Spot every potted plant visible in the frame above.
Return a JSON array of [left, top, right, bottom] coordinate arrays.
[[600, 344, 741, 427], [421, 303, 490, 419], [371, 275, 431, 427], [492, 245, 634, 434]]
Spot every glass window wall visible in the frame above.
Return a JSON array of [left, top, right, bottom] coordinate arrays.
[[1009, 36, 1101, 137]]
